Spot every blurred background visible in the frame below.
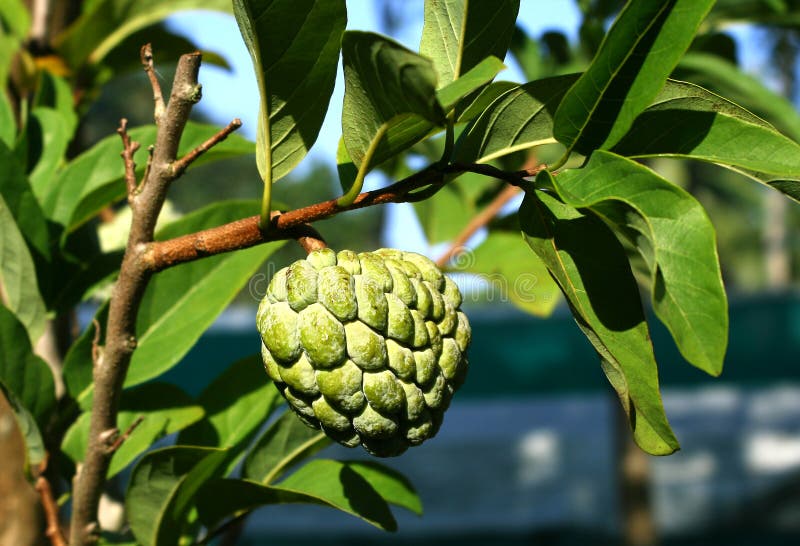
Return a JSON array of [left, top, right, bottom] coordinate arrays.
[[80, 1, 800, 544]]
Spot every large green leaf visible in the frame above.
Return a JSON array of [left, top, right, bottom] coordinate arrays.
[[419, 0, 519, 87], [197, 459, 419, 532], [521, 185, 678, 455], [42, 122, 254, 231], [612, 80, 800, 203], [0, 194, 47, 344], [0, 305, 54, 428], [0, 0, 30, 38], [126, 446, 231, 546], [677, 52, 800, 142], [0, 140, 50, 259], [76, 201, 284, 404], [177, 355, 284, 475], [54, 0, 231, 68], [550, 151, 728, 375], [62, 383, 204, 479], [454, 74, 577, 164], [553, 0, 714, 154], [466, 231, 561, 317], [233, 0, 346, 184], [242, 410, 329, 484], [342, 31, 445, 171]]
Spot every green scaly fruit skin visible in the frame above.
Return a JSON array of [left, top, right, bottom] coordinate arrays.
[[256, 248, 471, 457]]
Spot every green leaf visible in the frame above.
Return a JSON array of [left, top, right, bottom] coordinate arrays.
[[0, 194, 47, 345], [28, 108, 74, 196], [0, 305, 54, 428], [0, 0, 31, 38], [62, 383, 204, 479], [54, 0, 232, 68], [419, 0, 519, 87], [455, 80, 519, 123], [0, 381, 45, 479], [243, 410, 330, 484], [77, 201, 285, 404], [550, 151, 728, 376], [343, 461, 422, 516], [42, 122, 254, 231], [553, 0, 714, 154], [0, 140, 50, 260], [521, 185, 678, 455], [342, 31, 446, 171], [465, 231, 561, 317], [678, 52, 800, 142], [454, 74, 578, 164], [612, 80, 800, 203], [0, 89, 14, 147], [412, 175, 476, 244], [197, 460, 404, 532], [336, 136, 358, 194], [436, 56, 506, 112], [126, 446, 231, 546], [233, 0, 346, 184], [177, 355, 284, 475]]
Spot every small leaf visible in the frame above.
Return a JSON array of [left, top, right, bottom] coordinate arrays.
[[126, 446, 231, 546], [0, 381, 45, 479], [0, 88, 14, 147], [436, 56, 506, 112], [550, 151, 728, 376], [197, 460, 401, 532], [454, 74, 577, 164], [553, 0, 714, 154], [233, 0, 346, 183], [342, 31, 445, 171], [243, 410, 330, 484], [466, 231, 561, 317], [62, 383, 204, 479], [0, 194, 47, 345], [54, 0, 232, 68], [0, 305, 54, 429], [521, 185, 678, 455], [419, 0, 519, 87], [178, 355, 284, 475], [62, 303, 107, 400]]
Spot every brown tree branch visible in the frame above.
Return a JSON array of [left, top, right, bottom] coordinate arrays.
[[36, 475, 67, 546], [117, 119, 140, 197], [69, 50, 204, 546], [142, 164, 445, 271], [106, 415, 145, 453], [172, 118, 242, 178], [141, 43, 165, 124]]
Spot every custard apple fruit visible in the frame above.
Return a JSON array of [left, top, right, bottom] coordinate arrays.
[[256, 248, 470, 456]]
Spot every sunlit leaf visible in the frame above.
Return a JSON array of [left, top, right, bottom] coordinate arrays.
[[521, 184, 678, 455], [550, 151, 728, 375], [553, 0, 714, 154], [233, 0, 346, 183]]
